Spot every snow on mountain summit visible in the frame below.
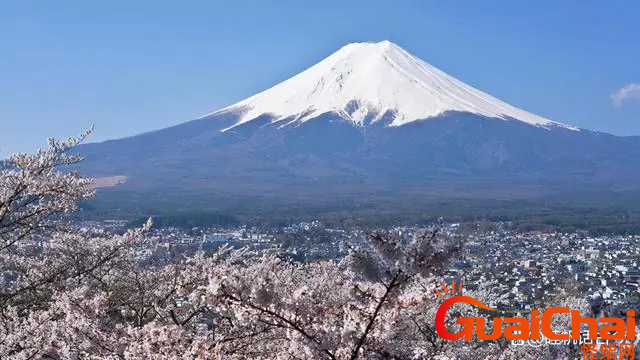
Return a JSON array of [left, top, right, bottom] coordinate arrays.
[[207, 41, 577, 131]]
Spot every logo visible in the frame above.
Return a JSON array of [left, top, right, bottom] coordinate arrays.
[[434, 281, 636, 345]]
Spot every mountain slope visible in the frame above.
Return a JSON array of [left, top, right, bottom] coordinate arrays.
[[76, 41, 640, 210], [205, 41, 576, 131]]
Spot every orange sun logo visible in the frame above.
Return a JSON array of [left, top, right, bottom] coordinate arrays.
[[433, 280, 497, 341], [435, 280, 463, 299]]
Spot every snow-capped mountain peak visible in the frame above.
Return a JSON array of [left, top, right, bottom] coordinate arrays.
[[206, 40, 577, 131]]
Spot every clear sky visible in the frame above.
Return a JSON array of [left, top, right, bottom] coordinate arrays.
[[1, 0, 638, 155]]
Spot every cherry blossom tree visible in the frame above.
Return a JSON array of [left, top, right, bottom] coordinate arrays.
[[3, 131, 601, 360]]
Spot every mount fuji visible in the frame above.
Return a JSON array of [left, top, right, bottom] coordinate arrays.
[[210, 40, 575, 131], [77, 41, 640, 208]]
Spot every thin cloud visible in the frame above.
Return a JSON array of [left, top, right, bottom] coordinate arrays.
[[611, 84, 640, 107]]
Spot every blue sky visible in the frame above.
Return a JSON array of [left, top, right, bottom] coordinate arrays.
[[1, 1, 638, 155]]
